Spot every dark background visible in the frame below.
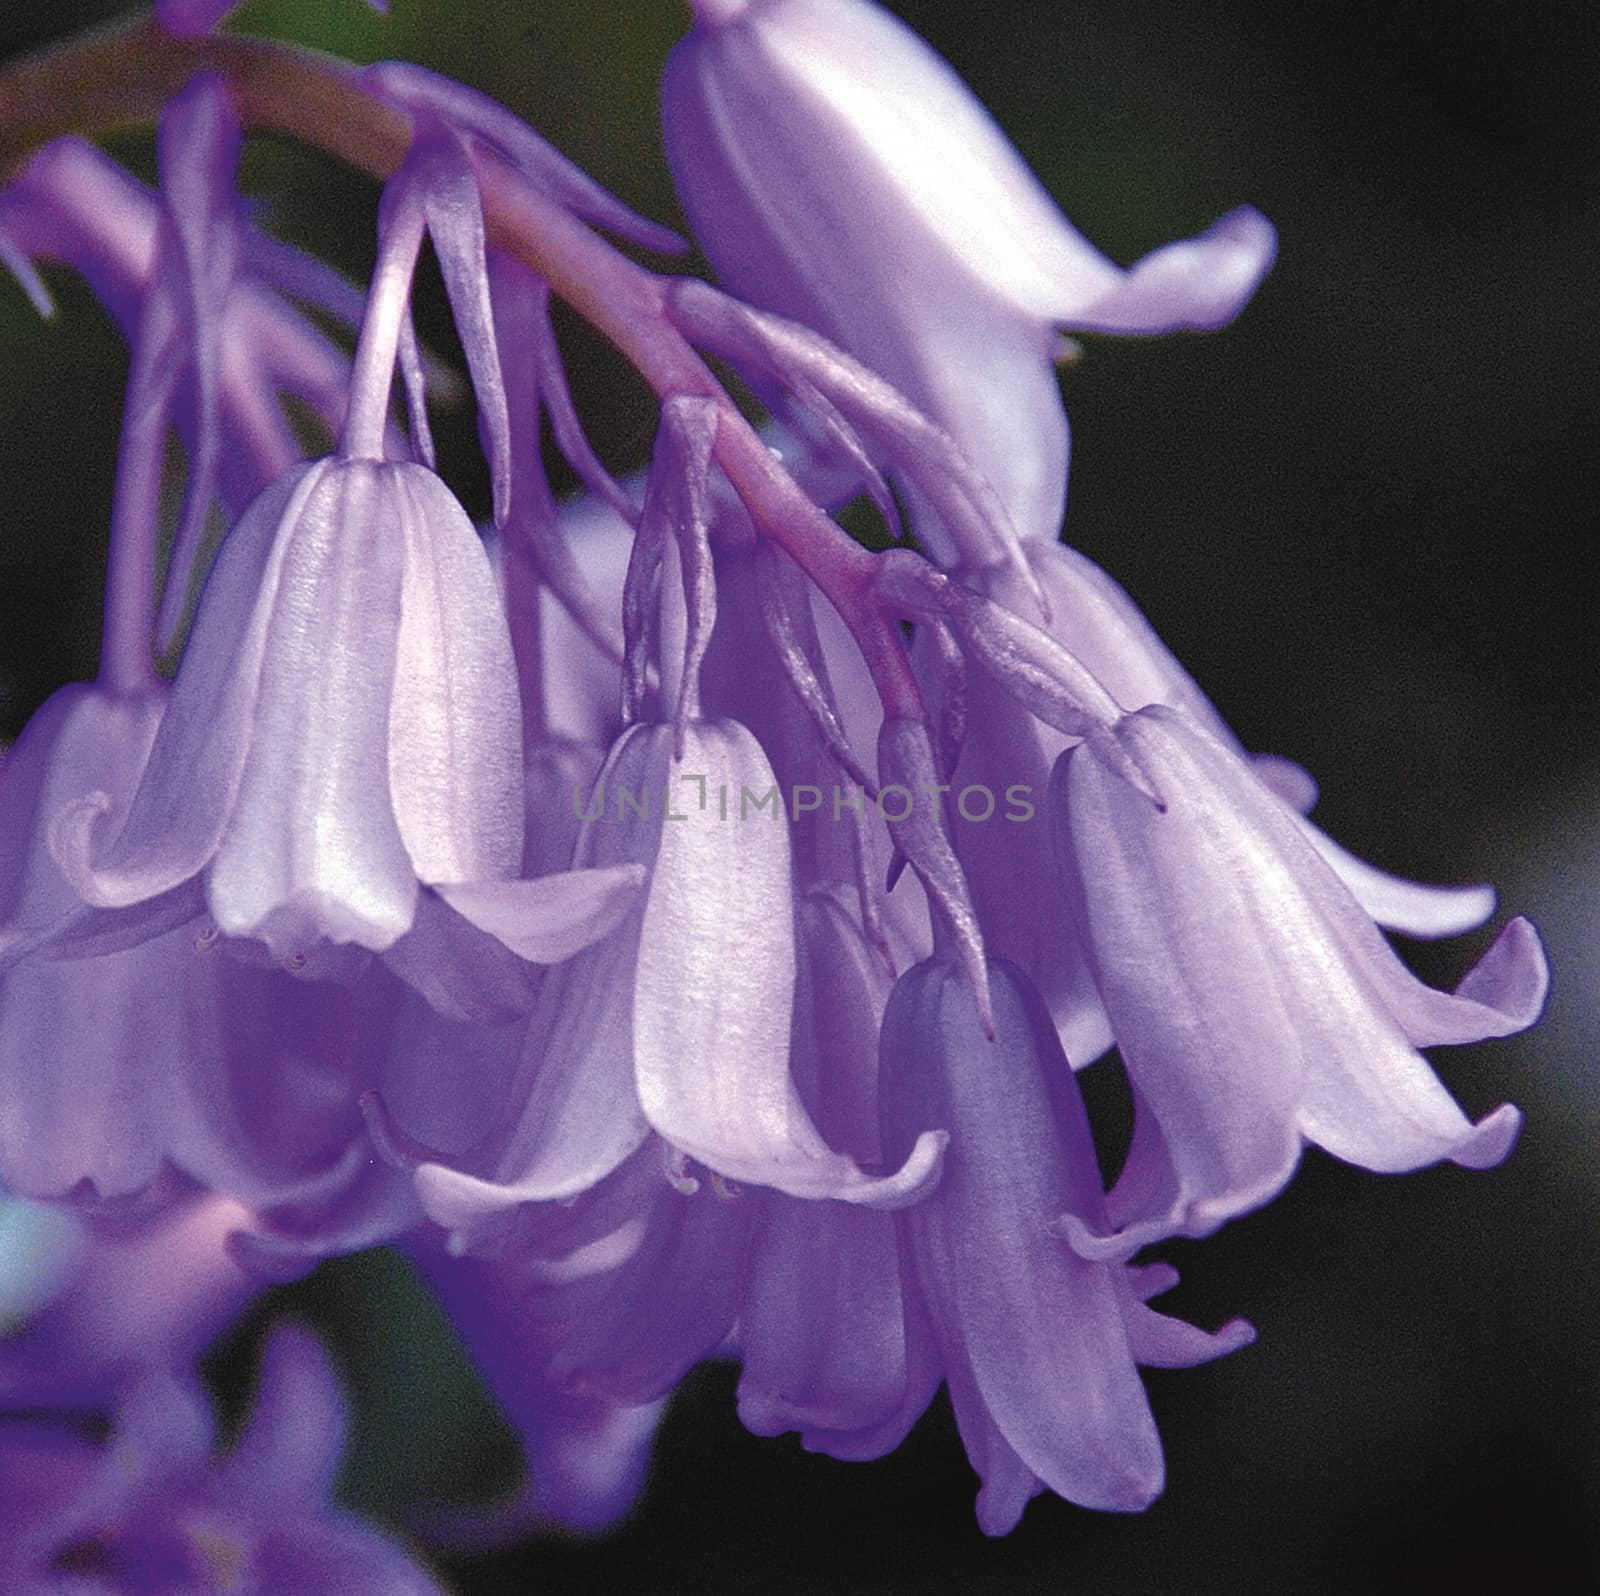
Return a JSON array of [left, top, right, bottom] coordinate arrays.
[[0, 2, 1594, 1591]]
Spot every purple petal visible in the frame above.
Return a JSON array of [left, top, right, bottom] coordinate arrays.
[[665, 1, 1271, 546], [634, 719, 945, 1201], [414, 1243, 662, 1536], [880, 958, 1167, 1516], [1297, 813, 1497, 937], [737, 1193, 908, 1436], [204, 462, 417, 954], [49, 466, 323, 912], [412, 725, 671, 1222], [1053, 705, 1529, 1255], [385, 462, 524, 886], [218, 1325, 346, 1509], [437, 864, 646, 962], [1065, 207, 1277, 334], [544, 1170, 749, 1406]]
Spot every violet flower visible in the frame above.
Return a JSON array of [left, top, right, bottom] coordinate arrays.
[[0, 684, 385, 1206], [0, 1325, 444, 1593], [874, 956, 1251, 1533], [1052, 705, 1547, 1258], [0, 0, 1550, 1547], [41, 124, 646, 1014], [927, 536, 1509, 1067], [664, 0, 1276, 552], [405, 717, 945, 1230]]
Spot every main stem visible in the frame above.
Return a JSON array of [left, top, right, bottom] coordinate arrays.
[[0, 12, 926, 721]]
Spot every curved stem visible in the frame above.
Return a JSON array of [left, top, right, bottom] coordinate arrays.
[[0, 11, 926, 722]]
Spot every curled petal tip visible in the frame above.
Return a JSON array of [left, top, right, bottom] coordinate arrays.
[[1456, 915, 1550, 1031], [1211, 1317, 1258, 1356], [47, 791, 118, 905], [1449, 1103, 1523, 1171], [1051, 1209, 1141, 1264], [850, 1128, 949, 1211], [412, 1161, 516, 1232], [437, 864, 647, 964]]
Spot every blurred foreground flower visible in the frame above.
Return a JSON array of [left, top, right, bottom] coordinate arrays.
[[0, 1324, 445, 1593]]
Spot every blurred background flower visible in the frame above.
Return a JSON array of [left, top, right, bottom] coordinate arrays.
[[0, 1, 1592, 1590]]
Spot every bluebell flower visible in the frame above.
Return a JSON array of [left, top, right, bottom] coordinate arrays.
[[663, 0, 1276, 553]]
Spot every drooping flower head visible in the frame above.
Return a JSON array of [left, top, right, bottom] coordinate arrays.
[[0, 0, 1551, 1552]]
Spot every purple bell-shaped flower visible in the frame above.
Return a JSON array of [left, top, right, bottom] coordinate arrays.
[[663, 0, 1276, 552], [1052, 705, 1547, 1258]]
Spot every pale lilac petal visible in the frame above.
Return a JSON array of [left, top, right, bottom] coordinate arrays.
[[1125, 1298, 1256, 1370], [411, 726, 670, 1221], [50, 465, 324, 911], [881, 959, 1167, 1516], [386, 463, 524, 885], [1297, 812, 1497, 936], [667, 0, 1123, 320], [1251, 752, 1319, 813], [665, 0, 1270, 546], [1065, 206, 1277, 334], [436, 864, 646, 961], [1054, 706, 1530, 1255], [634, 719, 945, 1201], [206, 463, 416, 954]]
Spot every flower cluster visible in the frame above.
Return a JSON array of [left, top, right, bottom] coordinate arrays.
[[0, 0, 1544, 1569]]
